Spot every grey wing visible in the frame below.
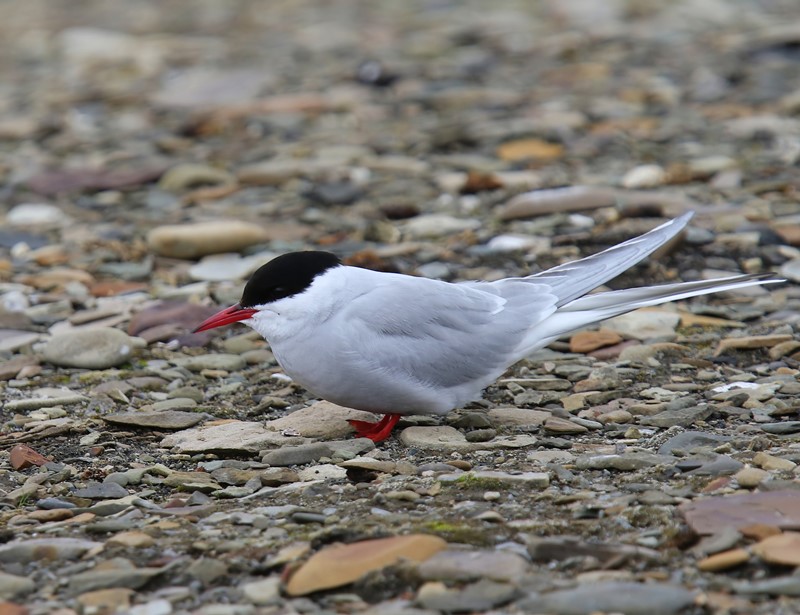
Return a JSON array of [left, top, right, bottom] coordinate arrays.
[[528, 212, 693, 306], [338, 277, 557, 392]]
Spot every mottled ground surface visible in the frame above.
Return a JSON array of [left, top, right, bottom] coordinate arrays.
[[2, 1, 800, 614]]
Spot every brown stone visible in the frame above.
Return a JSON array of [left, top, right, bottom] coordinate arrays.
[[107, 531, 155, 548], [9, 445, 49, 471], [681, 490, 800, 535], [543, 417, 588, 434], [27, 509, 74, 522], [569, 329, 623, 353], [285, 534, 447, 596], [739, 524, 783, 541], [714, 334, 794, 357], [497, 138, 564, 162], [75, 588, 133, 613], [697, 548, 750, 572], [753, 532, 800, 566]]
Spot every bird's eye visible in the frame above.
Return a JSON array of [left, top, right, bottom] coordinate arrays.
[[272, 286, 285, 294]]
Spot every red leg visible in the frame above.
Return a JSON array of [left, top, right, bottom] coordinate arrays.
[[348, 413, 402, 443]]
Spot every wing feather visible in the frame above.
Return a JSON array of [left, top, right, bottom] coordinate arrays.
[[338, 277, 556, 392]]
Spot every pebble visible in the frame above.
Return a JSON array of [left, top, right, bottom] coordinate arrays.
[[735, 466, 769, 488], [158, 163, 235, 192], [417, 550, 528, 583], [73, 482, 129, 499], [521, 581, 696, 615], [7, 203, 70, 227], [569, 329, 623, 353], [189, 252, 273, 282], [402, 215, 481, 239], [103, 411, 206, 430], [733, 576, 800, 596], [262, 443, 336, 466], [440, 470, 549, 488], [697, 548, 750, 571], [186, 558, 229, 586], [640, 405, 714, 428], [498, 185, 617, 220], [161, 421, 302, 454], [297, 464, 348, 481], [753, 532, 800, 566], [760, 422, 800, 435], [173, 354, 246, 372], [621, 164, 666, 188], [714, 334, 794, 356], [487, 407, 550, 427], [3, 4, 800, 614], [0, 538, 101, 564], [147, 221, 269, 259], [68, 559, 168, 593], [657, 431, 731, 455], [779, 259, 800, 283], [605, 310, 680, 340], [543, 417, 588, 434], [416, 579, 518, 612], [42, 328, 142, 369], [753, 452, 796, 472], [285, 534, 446, 596], [0, 572, 35, 600], [576, 451, 673, 471], [107, 530, 156, 548], [267, 402, 380, 439], [241, 577, 281, 606]]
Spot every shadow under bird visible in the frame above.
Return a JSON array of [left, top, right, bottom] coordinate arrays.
[[194, 212, 782, 442]]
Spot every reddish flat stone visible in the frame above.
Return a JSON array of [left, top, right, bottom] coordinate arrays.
[[10, 445, 49, 470], [681, 490, 800, 535]]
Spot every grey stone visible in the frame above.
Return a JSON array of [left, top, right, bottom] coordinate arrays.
[[575, 452, 674, 471], [4, 392, 87, 411], [161, 421, 305, 454], [465, 428, 497, 442], [400, 426, 536, 452], [678, 454, 744, 476], [104, 410, 206, 430], [43, 328, 142, 369], [241, 576, 282, 605], [402, 214, 481, 239], [733, 576, 800, 596], [779, 259, 800, 284], [0, 538, 101, 563], [640, 405, 714, 428], [187, 557, 229, 586], [417, 578, 518, 612], [262, 443, 333, 466], [657, 430, 731, 455], [68, 557, 170, 593], [761, 422, 800, 435], [439, 470, 549, 489], [173, 353, 246, 372], [73, 481, 129, 499], [527, 536, 659, 564], [691, 527, 743, 557], [521, 581, 695, 615], [417, 550, 528, 583], [0, 571, 36, 599]]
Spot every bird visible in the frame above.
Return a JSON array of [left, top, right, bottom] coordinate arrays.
[[193, 212, 781, 443]]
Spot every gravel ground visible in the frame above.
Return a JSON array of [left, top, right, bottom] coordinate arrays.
[[2, 1, 800, 614]]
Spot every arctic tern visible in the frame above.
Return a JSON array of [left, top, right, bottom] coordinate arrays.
[[194, 212, 781, 442]]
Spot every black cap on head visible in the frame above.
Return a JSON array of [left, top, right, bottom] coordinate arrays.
[[240, 251, 342, 307]]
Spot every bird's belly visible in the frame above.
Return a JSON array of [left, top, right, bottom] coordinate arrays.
[[270, 342, 455, 415]]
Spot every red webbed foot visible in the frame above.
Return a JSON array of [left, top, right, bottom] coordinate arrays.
[[347, 413, 402, 443]]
